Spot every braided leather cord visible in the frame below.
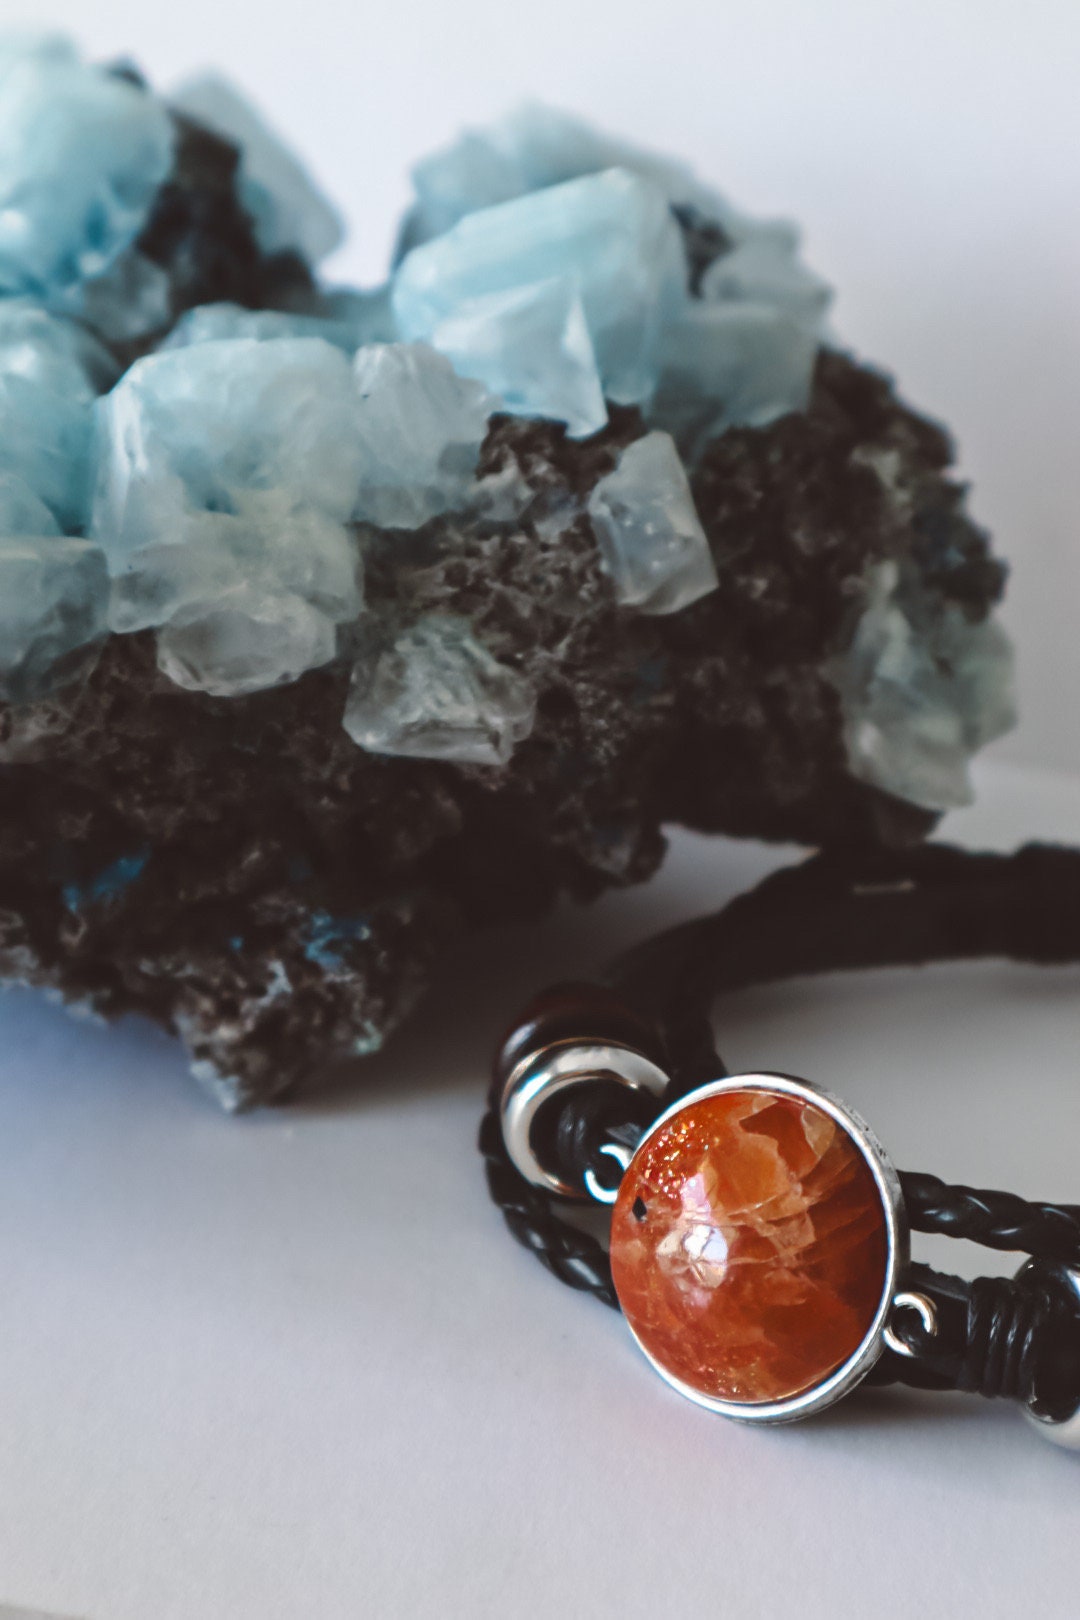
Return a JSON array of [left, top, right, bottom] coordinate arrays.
[[901, 1174, 1080, 1266], [482, 842, 1080, 1406], [479, 1109, 617, 1306]]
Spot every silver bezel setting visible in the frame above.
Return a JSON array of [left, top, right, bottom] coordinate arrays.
[[617, 1071, 908, 1424]]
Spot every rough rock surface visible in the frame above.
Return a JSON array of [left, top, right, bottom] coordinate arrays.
[[0, 40, 1012, 1106], [0, 351, 1005, 1105]]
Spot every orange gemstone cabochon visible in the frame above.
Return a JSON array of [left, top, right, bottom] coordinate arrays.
[[610, 1087, 889, 1405]]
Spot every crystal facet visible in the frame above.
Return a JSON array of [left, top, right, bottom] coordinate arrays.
[[699, 226, 831, 329], [588, 431, 717, 614], [649, 302, 819, 461], [0, 299, 118, 398], [0, 471, 61, 536], [610, 1086, 889, 1405], [427, 277, 605, 440], [351, 343, 494, 527], [0, 302, 117, 532], [828, 560, 1017, 811], [0, 41, 173, 298], [0, 535, 109, 702], [0, 375, 93, 534], [58, 249, 173, 344], [393, 168, 686, 414], [162, 300, 362, 354], [93, 337, 365, 566], [344, 616, 535, 765], [157, 585, 338, 698], [399, 103, 740, 253], [91, 337, 364, 688]]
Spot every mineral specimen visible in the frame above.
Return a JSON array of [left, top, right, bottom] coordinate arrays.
[[0, 37, 1013, 1106]]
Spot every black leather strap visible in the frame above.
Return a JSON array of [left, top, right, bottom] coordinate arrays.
[[481, 842, 1080, 1412], [901, 1173, 1080, 1266], [604, 841, 1080, 1095]]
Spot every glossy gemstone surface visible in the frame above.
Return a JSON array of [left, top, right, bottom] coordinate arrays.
[[610, 1086, 889, 1405]]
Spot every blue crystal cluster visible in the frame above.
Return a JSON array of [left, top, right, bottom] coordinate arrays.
[[0, 35, 1013, 813]]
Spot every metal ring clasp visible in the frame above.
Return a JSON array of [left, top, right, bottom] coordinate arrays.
[[583, 1143, 634, 1204], [1017, 1260, 1080, 1450], [500, 1040, 669, 1199], [883, 1291, 938, 1359]]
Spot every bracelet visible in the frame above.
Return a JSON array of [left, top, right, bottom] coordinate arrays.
[[480, 842, 1080, 1445]]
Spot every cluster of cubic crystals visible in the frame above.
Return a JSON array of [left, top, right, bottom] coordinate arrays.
[[0, 33, 1014, 807]]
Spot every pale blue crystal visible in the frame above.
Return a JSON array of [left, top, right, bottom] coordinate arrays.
[[162, 288, 399, 358], [649, 302, 819, 462], [399, 104, 737, 254], [163, 300, 361, 354], [397, 108, 829, 451], [423, 276, 605, 439], [319, 284, 398, 346], [0, 535, 109, 701], [91, 338, 365, 688], [0, 40, 173, 297], [351, 343, 494, 528], [587, 430, 717, 614], [156, 585, 338, 698], [344, 616, 535, 765], [108, 500, 363, 637], [92, 337, 364, 568], [0, 299, 118, 398], [0, 471, 60, 535], [0, 308, 103, 531], [172, 74, 343, 265], [0, 30, 76, 74], [827, 561, 1017, 811], [699, 224, 831, 331], [393, 168, 686, 413], [0, 374, 93, 533], [55, 249, 172, 344]]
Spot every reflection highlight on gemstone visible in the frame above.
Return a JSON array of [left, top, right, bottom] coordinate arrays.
[[611, 1085, 890, 1405]]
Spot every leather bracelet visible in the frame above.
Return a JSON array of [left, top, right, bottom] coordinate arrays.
[[481, 842, 1080, 1445]]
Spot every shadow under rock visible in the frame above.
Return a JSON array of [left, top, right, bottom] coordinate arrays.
[[294, 827, 794, 1116]]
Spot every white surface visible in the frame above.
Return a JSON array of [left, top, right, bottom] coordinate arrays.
[[0, 759, 1079, 1620], [0, 7, 1078, 1616], [1, 0, 1078, 771]]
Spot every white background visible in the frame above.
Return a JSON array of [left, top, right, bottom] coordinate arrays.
[[0, 4, 1078, 1617]]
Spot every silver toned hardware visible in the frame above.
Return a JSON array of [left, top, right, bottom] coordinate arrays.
[[617, 1071, 909, 1425], [1017, 1260, 1080, 1451], [583, 1142, 634, 1205], [883, 1291, 939, 1358], [500, 1040, 670, 1199]]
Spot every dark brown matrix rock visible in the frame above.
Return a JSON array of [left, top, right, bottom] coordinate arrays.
[[0, 350, 1004, 1106]]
